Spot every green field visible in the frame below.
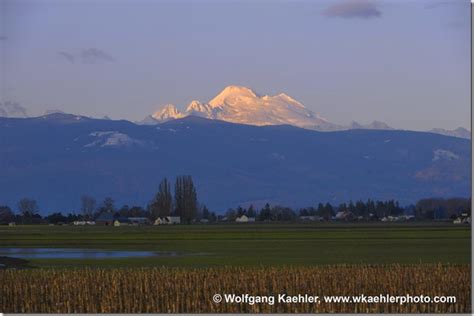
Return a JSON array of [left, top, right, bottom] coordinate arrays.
[[0, 222, 470, 268]]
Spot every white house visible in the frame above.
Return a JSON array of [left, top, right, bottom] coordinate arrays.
[[235, 215, 256, 223], [299, 216, 322, 221], [113, 219, 129, 227], [154, 216, 181, 225], [335, 211, 355, 221]]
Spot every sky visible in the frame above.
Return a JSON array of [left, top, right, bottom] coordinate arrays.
[[0, 0, 470, 130]]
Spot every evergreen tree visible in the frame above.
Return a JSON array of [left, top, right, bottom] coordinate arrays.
[[202, 205, 210, 220], [258, 203, 271, 221], [323, 202, 334, 220], [247, 205, 256, 218]]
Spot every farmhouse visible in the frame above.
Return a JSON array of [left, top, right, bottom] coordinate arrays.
[[73, 221, 96, 226], [235, 215, 256, 223], [299, 216, 322, 221], [154, 216, 181, 225], [335, 211, 355, 221], [113, 217, 131, 226]]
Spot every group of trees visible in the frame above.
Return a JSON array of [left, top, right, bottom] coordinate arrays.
[[78, 175, 200, 222], [0, 176, 471, 225], [149, 176, 198, 223], [0, 198, 42, 224], [415, 198, 471, 219], [224, 199, 406, 222], [0, 175, 200, 225], [147, 176, 199, 223]]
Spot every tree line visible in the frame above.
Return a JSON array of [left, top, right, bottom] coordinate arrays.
[[0, 175, 470, 224]]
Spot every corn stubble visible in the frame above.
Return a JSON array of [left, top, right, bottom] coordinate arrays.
[[0, 264, 470, 313]]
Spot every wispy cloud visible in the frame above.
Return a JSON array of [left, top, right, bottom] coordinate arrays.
[[58, 51, 75, 63], [80, 48, 115, 63], [0, 101, 28, 118], [323, 0, 382, 19], [0, 36, 7, 41], [58, 48, 115, 64]]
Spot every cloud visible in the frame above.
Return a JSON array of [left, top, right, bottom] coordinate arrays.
[[58, 51, 75, 63], [80, 48, 115, 63], [58, 48, 115, 64], [323, 0, 382, 19], [0, 101, 28, 118], [0, 36, 7, 41]]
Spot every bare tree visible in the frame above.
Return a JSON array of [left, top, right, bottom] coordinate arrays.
[[80, 195, 96, 220], [17, 198, 39, 217], [150, 178, 173, 220], [174, 175, 197, 224], [0, 206, 14, 224]]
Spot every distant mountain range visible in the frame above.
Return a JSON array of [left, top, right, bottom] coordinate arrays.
[[428, 127, 471, 140], [1, 86, 470, 139], [137, 85, 470, 139], [0, 113, 470, 213]]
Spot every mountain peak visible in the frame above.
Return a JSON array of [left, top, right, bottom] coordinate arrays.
[[147, 86, 337, 130], [430, 127, 471, 139], [209, 85, 258, 107], [186, 100, 213, 117], [220, 85, 258, 97], [152, 104, 183, 121]]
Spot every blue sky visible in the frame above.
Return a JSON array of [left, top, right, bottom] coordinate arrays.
[[0, 0, 470, 130]]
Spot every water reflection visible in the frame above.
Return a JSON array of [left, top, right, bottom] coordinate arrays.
[[0, 248, 174, 259]]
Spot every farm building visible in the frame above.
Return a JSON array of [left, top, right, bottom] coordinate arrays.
[[235, 215, 256, 223], [113, 217, 130, 227], [73, 221, 96, 226], [335, 211, 355, 221], [128, 217, 151, 225], [154, 216, 181, 225], [299, 216, 322, 221], [453, 213, 471, 224], [95, 213, 115, 226]]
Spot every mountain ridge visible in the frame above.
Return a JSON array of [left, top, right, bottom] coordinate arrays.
[[0, 114, 470, 212]]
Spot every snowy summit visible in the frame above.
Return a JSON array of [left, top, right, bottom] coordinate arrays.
[[148, 85, 337, 130]]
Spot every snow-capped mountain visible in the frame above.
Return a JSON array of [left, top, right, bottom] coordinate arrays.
[[152, 104, 184, 121], [147, 85, 340, 131], [429, 127, 471, 139]]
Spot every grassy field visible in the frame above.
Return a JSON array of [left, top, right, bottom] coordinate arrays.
[[0, 222, 470, 267]]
